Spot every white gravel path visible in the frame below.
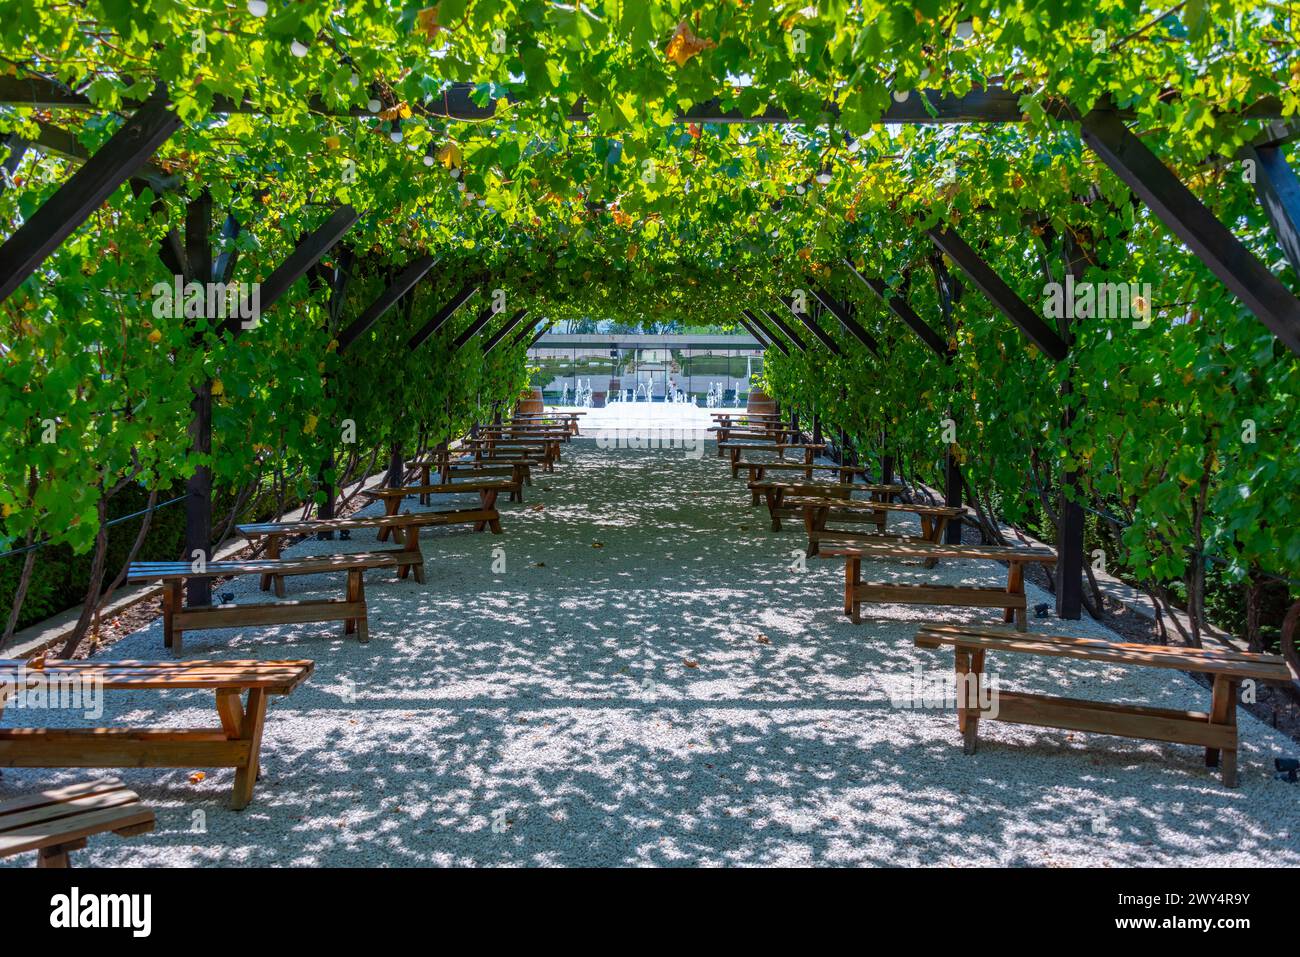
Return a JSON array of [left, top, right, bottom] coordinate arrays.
[[3, 439, 1298, 867]]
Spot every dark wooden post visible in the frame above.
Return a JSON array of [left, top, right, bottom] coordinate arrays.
[[386, 443, 403, 489], [1054, 230, 1090, 619], [933, 253, 965, 544], [182, 189, 213, 606], [812, 412, 823, 447]]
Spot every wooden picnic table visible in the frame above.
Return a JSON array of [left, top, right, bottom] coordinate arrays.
[[744, 461, 871, 483], [129, 555, 390, 651], [236, 511, 472, 593], [792, 497, 968, 551], [815, 539, 1057, 630], [407, 458, 529, 500], [916, 624, 1295, 786], [718, 441, 828, 476], [360, 480, 508, 534], [747, 481, 904, 527], [464, 439, 556, 471], [0, 779, 155, 867], [0, 659, 314, 809]]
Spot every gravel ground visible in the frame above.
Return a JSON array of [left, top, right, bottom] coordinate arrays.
[[3, 439, 1298, 867]]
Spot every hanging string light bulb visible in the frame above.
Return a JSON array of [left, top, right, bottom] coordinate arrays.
[[247, 0, 268, 16]]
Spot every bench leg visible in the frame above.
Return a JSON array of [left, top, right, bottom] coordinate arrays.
[[844, 556, 861, 623], [351, 571, 370, 644], [231, 688, 268, 811], [1206, 675, 1240, 787], [162, 580, 181, 654], [260, 536, 281, 592], [378, 497, 400, 542], [1005, 562, 1026, 631], [920, 518, 939, 568], [956, 647, 985, 754], [345, 569, 360, 636], [38, 839, 85, 867]]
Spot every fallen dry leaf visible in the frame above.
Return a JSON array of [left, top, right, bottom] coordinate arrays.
[[684, 659, 699, 669], [756, 634, 770, 644], [188, 771, 206, 784], [529, 503, 545, 511], [591, 541, 605, 548]]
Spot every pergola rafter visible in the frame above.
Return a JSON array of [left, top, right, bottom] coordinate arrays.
[[482, 307, 531, 355], [0, 92, 181, 304]]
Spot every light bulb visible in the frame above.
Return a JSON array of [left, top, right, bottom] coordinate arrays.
[[349, 72, 360, 89], [816, 171, 832, 185], [247, 0, 268, 16], [290, 39, 309, 57], [423, 155, 435, 167], [367, 98, 381, 113]]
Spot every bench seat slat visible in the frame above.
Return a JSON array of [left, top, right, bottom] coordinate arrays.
[[816, 539, 1056, 563], [0, 802, 155, 858], [915, 626, 1293, 682]]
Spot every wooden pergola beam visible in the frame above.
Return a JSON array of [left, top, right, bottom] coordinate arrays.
[[926, 226, 1070, 360], [741, 309, 790, 356], [0, 94, 181, 304], [810, 284, 884, 356], [452, 303, 500, 352], [1, 76, 1286, 124], [512, 314, 548, 347], [837, 265, 943, 356], [734, 312, 772, 352], [1072, 100, 1300, 355], [407, 280, 479, 350], [779, 296, 842, 355], [336, 253, 436, 353], [761, 307, 809, 351], [1242, 143, 1300, 277], [525, 319, 554, 348], [28, 121, 180, 193], [482, 308, 530, 355]]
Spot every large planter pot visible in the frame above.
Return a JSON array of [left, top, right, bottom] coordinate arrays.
[[747, 390, 777, 416], [517, 387, 544, 415], [591, 391, 607, 409]]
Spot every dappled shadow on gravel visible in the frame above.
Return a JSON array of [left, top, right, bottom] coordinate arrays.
[[3, 440, 1298, 866]]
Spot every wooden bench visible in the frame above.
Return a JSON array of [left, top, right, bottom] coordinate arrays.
[[710, 426, 802, 454], [482, 425, 571, 443], [744, 461, 871, 483], [465, 440, 555, 472], [0, 659, 313, 809], [816, 540, 1057, 630], [129, 556, 387, 651], [511, 412, 583, 434], [748, 480, 904, 525], [407, 458, 529, 501], [360, 481, 507, 535], [914, 624, 1296, 787], [795, 497, 969, 552], [719, 442, 828, 476], [236, 511, 463, 594], [0, 779, 155, 867]]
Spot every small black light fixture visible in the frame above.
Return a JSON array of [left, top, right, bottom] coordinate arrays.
[[1034, 602, 1050, 618], [1276, 757, 1299, 782]]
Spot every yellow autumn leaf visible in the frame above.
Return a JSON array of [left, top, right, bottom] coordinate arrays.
[[417, 6, 442, 40], [626, 242, 639, 260], [303, 414, 319, 435], [665, 21, 714, 67], [147, 329, 162, 344], [324, 135, 341, 150], [210, 378, 224, 396], [437, 143, 463, 169]]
